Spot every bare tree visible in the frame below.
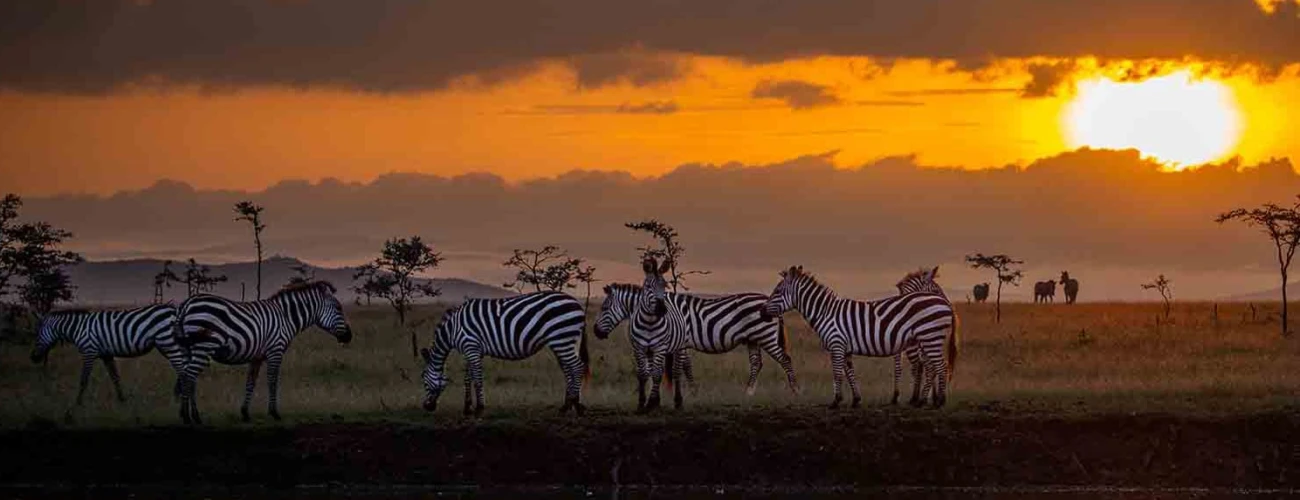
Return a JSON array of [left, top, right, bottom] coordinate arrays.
[[287, 262, 315, 286], [181, 258, 228, 297], [153, 260, 180, 304], [234, 201, 267, 299], [353, 236, 443, 357], [625, 219, 709, 292], [1217, 197, 1300, 336], [1141, 274, 1173, 319], [965, 253, 1024, 323]]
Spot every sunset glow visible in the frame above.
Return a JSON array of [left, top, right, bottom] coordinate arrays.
[[1064, 71, 1243, 167]]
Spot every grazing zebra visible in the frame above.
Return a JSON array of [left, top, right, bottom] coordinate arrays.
[[176, 281, 352, 424], [1033, 280, 1057, 303], [29, 304, 186, 407], [594, 282, 799, 409], [1060, 271, 1080, 304], [420, 291, 588, 416], [972, 283, 990, 303], [761, 265, 958, 408]]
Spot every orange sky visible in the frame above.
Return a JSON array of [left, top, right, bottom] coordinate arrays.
[[2, 1, 1300, 195]]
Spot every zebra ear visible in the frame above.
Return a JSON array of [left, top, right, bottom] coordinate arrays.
[[658, 259, 672, 275], [602, 284, 612, 294], [420, 348, 432, 363], [642, 257, 656, 274], [931, 266, 940, 278]]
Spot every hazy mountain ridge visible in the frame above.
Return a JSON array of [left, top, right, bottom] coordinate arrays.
[[67, 256, 514, 307]]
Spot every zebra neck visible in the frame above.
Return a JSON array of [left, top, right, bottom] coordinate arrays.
[[272, 293, 316, 334], [794, 280, 835, 325], [428, 337, 454, 374]]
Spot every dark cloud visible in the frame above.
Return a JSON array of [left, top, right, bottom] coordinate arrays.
[[751, 79, 842, 110], [21, 150, 1300, 299], [1021, 62, 1079, 98], [5, 0, 1299, 94], [507, 100, 679, 115]]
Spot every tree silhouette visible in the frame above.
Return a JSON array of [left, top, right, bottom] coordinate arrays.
[[965, 253, 1023, 323], [354, 236, 443, 357], [625, 219, 709, 292], [153, 260, 180, 304], [287, 262, 315, 286], [0, 194, 83, 318], [1141, 274, 1173, 319], [234, 201, 267, 299], [502, 246, 594, 293], [1217, 198, 1300, 336], [182, 258, 228, 297]]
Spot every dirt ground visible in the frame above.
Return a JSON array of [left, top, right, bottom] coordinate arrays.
[[2, 407, 1297, 491]]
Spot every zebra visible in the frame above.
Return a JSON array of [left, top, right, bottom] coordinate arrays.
[[29, 304, 186, 407], [972, 283, 990, 303], [175, 280, 352, 424], [894, 266, 953, 407], [420, 290, 588, 416], [1033, 280, 1057, 303], [594, 283, 799, 409], [597, 257, 689, 413], [761, 265, 958, 408], [1060, 271, 1080, 304]]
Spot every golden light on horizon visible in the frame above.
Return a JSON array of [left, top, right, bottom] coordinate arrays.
[[1064, 70, 1243, 168]]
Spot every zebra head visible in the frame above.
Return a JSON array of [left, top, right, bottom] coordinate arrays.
[[420, 306, 459, 411], [594, 283, 635, 339], [419, 347, 449, 412], [897, 266, 943, 296], [29, 311, 75, 364], [761, 265, 803, 321], [298, 282, 353, 343], [638, 257, 671, 319]]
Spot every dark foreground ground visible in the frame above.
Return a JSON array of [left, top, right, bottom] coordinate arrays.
[[2, 407, 1298, 495]]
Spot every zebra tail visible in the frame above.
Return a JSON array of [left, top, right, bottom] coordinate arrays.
[[777, 315, 788, 352], [580, 320, 591, 384], [946, 313, 960, 383], [663, 351, 675, 390]]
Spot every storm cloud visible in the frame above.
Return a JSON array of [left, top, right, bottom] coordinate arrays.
[[3, 0, 1300, 93]]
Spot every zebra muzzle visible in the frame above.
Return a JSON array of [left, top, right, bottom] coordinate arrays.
[[423, 398, 437, 412]]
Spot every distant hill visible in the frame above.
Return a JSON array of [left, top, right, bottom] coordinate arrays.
[[67, 256, 514, 306], [1221, 281, 1298, 302]]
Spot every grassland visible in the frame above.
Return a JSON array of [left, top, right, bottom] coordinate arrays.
[[1, 301, 1297, 427]]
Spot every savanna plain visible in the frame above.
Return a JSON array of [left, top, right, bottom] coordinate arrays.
[[1, 302, 1298, 492]]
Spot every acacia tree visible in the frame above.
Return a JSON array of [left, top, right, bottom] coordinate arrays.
[[1141, 274, 1173, 319], [234, 201, 267, 299], [152, 260, 180, 304], [965, 253, 1024, 323], [354, 236, 443, 357], [625, 219, 709, 292], [1217, 199, 1300, 336], [177, 259, 228, 297], [287, 262, 315, 286], [0, 194, 83, 319]]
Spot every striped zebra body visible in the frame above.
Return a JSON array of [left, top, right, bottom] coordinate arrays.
[[420, 291, 589, 416], [176, 281, 352, 424], [30, 304, 184, 407], [894, 266, 954, 407], [595, 285, 799, 405], [763, 265, 958, 408]]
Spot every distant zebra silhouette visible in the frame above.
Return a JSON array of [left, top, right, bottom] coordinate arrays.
[[972, 283, 990, 303], [1033, 280, 1057, 303], [1060, 272, 1080, 304], [29, 304, 186, 408]]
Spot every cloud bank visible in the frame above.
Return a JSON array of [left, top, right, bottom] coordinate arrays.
[[3, 0, 1299, 93]]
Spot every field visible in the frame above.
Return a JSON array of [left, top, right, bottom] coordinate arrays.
[[1, 301, 1299, 492]]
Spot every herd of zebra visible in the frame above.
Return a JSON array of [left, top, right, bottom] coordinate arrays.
[[971, 271, 1080, 304], [30, 258, 959, 422]]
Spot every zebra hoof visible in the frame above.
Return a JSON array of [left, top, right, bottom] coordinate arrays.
[[463, 406, 474, 416], [827, 401, 841, 410], [269, 410, 281, 422], [745, 385, 757, 396], [574, 403, 586, 417], [909, 398, 925, 408], [240, 408, 251, 422], [474, 405, 485, 417], [851, 397, 862, 409]]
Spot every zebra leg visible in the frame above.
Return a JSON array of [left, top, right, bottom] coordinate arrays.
[[891, 354, 902, 405], [844, 356, 862, 409], [928, 346, 949, 409], [102, 356, 127, 403], [467, 351, 486, 416], [240, 359, 263, 422], [180, 349, 212, 426], [641, 351, 665, 414], [75, 354, 96, 407], [827, 349, 845, 409], [679, 350, 698, 396], [762, 341, 800, 395], [632, 345, 649, 411], [745, 342, 763, 396], [908, 346, 926, 407], [463, 368, 474, 416], [556, 347, 585, 416], [672, 351, 685, 410], [266, 353, 284, 421]]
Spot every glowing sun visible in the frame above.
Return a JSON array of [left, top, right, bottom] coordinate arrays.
[[1064, 70, 1243, 167]]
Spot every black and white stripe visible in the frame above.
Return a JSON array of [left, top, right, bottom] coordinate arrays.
[[175, 281, 352, 424], [893, 266, 951, 407], [594, 284, 799, 406], [29, 304, 185, 407], [420, 290, 589, 416], [762, 265, 959, 408]]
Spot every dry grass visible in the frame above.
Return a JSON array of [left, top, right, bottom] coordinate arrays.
[[1, 301, 1297, 428]]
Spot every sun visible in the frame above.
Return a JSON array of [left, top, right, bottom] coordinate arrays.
[[1063, 70, 1243, 168]]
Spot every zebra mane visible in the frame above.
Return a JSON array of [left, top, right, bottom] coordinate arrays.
[[896, 268, 937, 288], [604, 283, 642, 294], [270, 280, 337, 299], [42, 308, 93, 318]]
